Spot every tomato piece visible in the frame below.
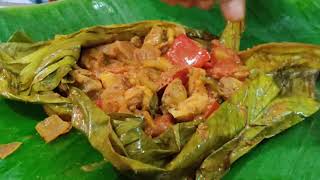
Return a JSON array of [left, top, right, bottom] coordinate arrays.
[[172, 67, 189, 85], [158, 67, 189, 90], [95, 98, 104, 109], [207, 40, 243, 79], [166, 34, 210, 68], [145, 114, 174, 137], [203, 101, 220, 119], [203, 58, 215, 69], [207, 60, 240, 79]]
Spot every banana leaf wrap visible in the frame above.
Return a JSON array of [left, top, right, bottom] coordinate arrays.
[[0, 21, 319, 179]]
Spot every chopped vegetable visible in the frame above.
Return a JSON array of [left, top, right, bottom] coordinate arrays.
[[142, 57, 173, 71], [145, 114, 173, 137], [130, 36, 142, 48], [103, 41, 137, 63], [218, 77, 243, 99], [0, 142, 22, 159], [172, 67, 189, 85], [161, 78, 188, 112], [95, 98, 104, 109], [71, 69, 102, 93], [169, 92, 209, 121], [98, 72, 129, 113], [203, 101, 220, 119], [142, 111, 156, 130], [188, 68, 207, 95], [80, 46, 106, 72], [134, 44, 161, 61], [124, 86, 153, 112], [98, 72, 126, 89], [166, 34, 210, 68], [143, 26, 164, 47], [207, 40, 248, 79], [35, 115, 72, 143]]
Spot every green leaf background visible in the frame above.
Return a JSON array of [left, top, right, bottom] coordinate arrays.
[[0, 0, 320, 179]]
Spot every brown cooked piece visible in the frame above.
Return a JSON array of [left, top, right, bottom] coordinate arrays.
[[0, 142, 22, 159], [35, 115, 72, 143]]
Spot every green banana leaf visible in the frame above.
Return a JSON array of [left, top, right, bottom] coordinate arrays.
[[1, 0, 320, 179], [198, 96, 320, 179]]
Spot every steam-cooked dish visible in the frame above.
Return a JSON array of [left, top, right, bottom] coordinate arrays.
[[74, 26, 248, 137], [1, 21, 320, 179]]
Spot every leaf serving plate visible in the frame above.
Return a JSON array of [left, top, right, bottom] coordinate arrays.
[[0, 0, 320, 179]]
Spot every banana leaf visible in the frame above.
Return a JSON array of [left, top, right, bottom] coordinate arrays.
[[1, 20, 320, 179], [1, 0, 320, 180], [240, 43, 320, 73], [197, 96, 320, 179]]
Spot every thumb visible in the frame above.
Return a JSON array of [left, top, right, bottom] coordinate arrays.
[[220, 0, 245, 21]]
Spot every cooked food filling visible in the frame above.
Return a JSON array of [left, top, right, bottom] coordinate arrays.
[[35, 115, 72, 143], [72, 26, 249, 137], [0, 142, 22, 159]]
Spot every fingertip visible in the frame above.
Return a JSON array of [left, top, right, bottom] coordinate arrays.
[[195, 0, 216, 10], [179, 0, 194, 8], [221, 0, 246, 21]]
